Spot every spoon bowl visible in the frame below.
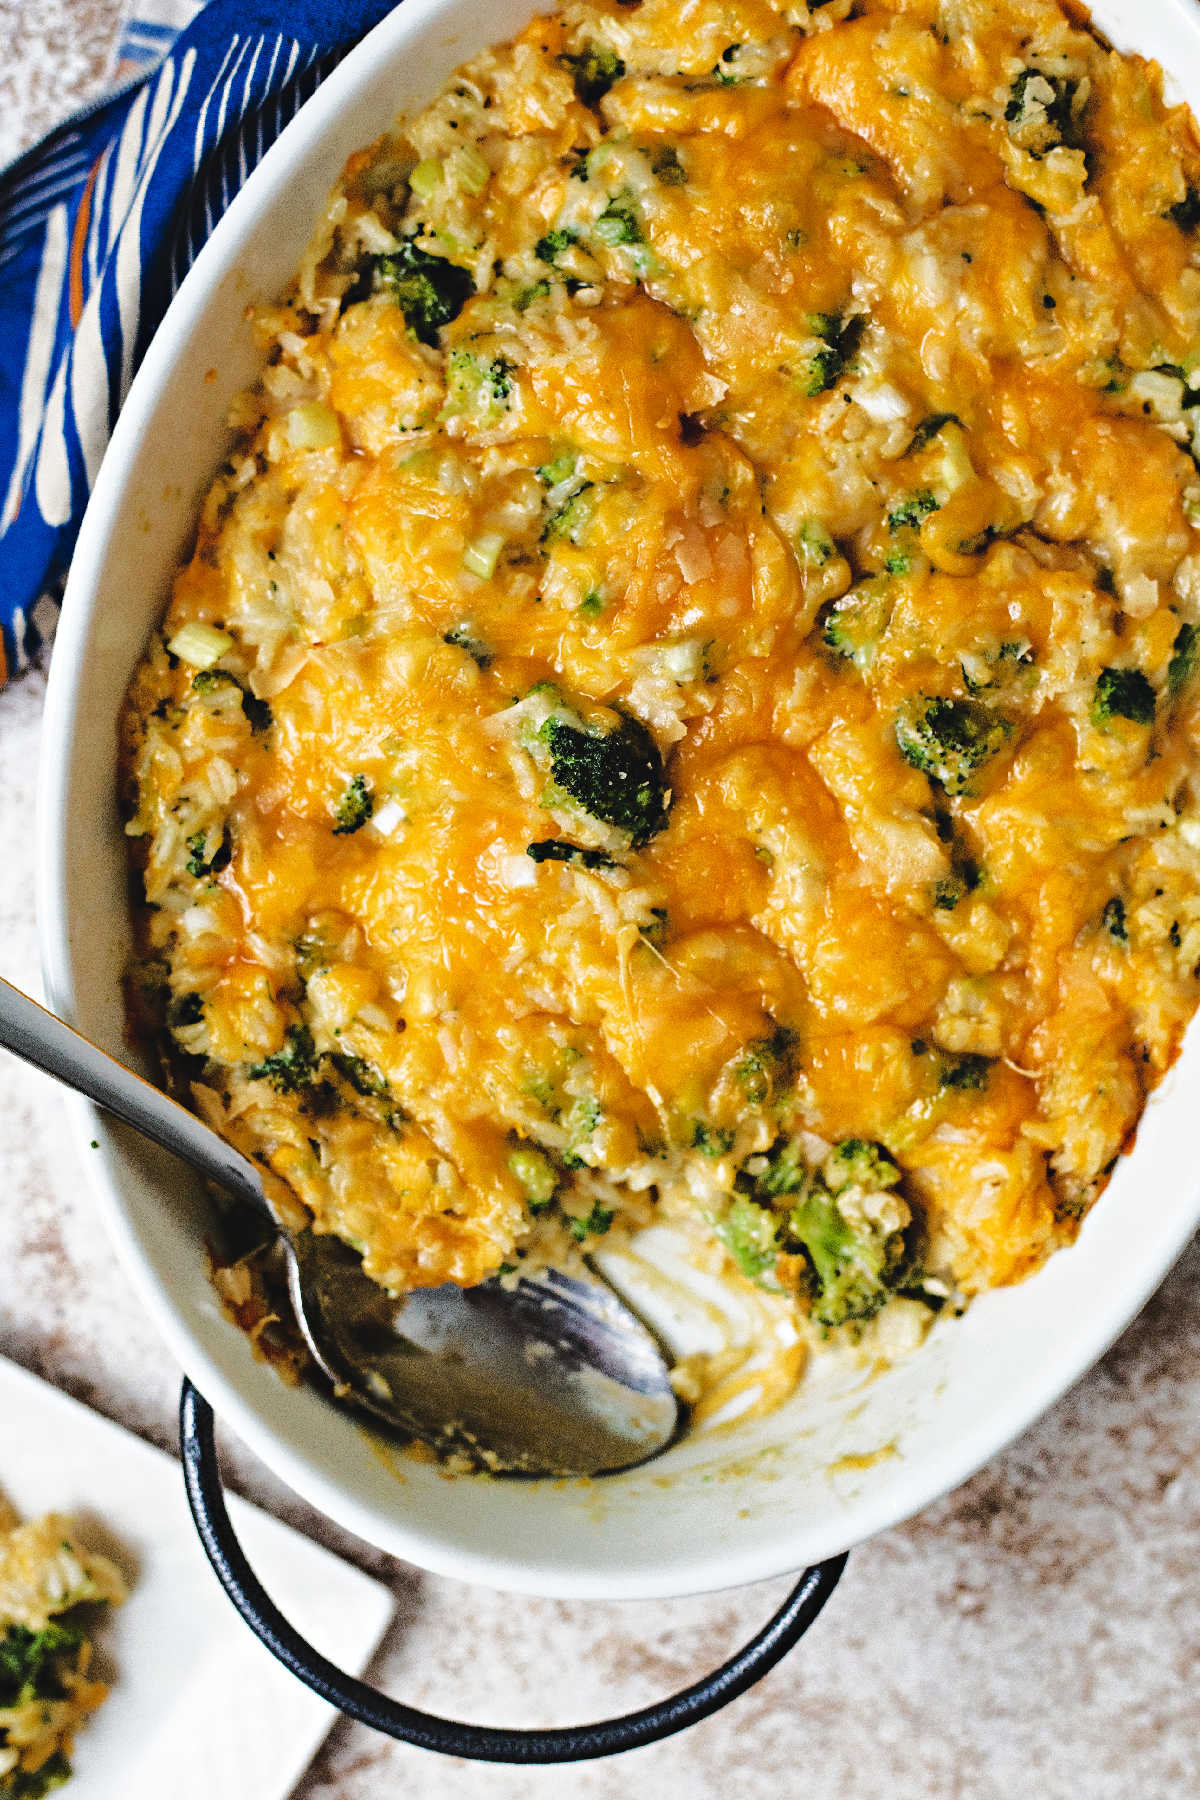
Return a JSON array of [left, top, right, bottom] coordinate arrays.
[[0, 976, 678, 1475]]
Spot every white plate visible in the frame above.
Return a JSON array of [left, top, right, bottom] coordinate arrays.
[[0, 1356, 393, 1800]]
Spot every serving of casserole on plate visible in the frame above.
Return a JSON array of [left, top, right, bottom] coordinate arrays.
[[41, 0, 1200, 1595]]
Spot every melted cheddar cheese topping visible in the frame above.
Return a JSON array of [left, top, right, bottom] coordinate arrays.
[[123, 0, 1200, 1366]]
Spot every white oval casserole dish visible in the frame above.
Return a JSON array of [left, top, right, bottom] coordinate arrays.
[[38, 0, 1200, 1600]]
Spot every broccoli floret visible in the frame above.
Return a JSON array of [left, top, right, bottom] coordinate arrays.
[[1168, 622, 1199, 698], [823, 1138, 901, 1195], [692, 1122, 735, 1158], [0, 1622, 84, 1707], [795, 518, 836, 568], [717, 1194, 782, 1283], [514, 277, 553, 312], [788, 1187, 908, 1330], [755, 1138, 808, 1197], [192, 670, 272, 733], [167, 992, 204, 1031], [802, 312, 864, 396], [1168, 186, 1200, 232], [185, 826, 231, 879], [535, 227, 579, 265], [560, 1094, 603, 1168], [3, 1748, 73, 1798], [561, 43, 625, 106], [594, 196, 642, 246], [333, 774, 374, 834], [895, 697, 1013, 795], [374, 241, 474, 344], [526, 838, 616, 869], [887, 488, 940, 531], [733, 1027, 796, 1106], [651, 145, 687, 185], [507, 1145, 558, 1209], [330, 1052, 391, 1099], [937, 1050, 993, 1091], [822, 579, 892, 672], [1102, 896, 1128, 943], [538, 452, 578, 487], [542, 481, 596, 544], [443, 624, 491, 667], [1004, 68, 1082, 157], [240, 690, 273, 733], [540, 711, 670, 846], [905, 413, 962, 454], [443, 348, 515, 421], [567, 1201, 614, 1242], [248, 1024, 317, 1093], [1091, 666, 1156, 728]]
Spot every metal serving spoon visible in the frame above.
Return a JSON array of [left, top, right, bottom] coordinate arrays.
[[0, 977, 678, 1474]]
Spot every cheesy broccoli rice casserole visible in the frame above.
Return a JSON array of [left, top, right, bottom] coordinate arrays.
[[123, 0, 1200, 1418], [0, 1500, 125, 1796]]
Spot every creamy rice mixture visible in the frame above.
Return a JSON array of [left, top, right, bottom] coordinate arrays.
[[123, 0, 1200, 1412]]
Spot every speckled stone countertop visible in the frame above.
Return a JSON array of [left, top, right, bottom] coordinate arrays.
[[2, 11, 1198, 1796]]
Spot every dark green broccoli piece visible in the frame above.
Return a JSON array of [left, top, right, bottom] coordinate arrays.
[[716, 1194, 782, 1283], [561, 43, 625, 106], [540, 711, 670, 845], [692, 1122, 735, 1158], [240, 690, 273, 733], [895, 697, 1013, 795], [185, 826, 231, 879], [1091, 666, 1156, 728], [192, 671, 273, 733], [905, 413, 962, 454], [374, 241, 474, 344], [937, 1050, 993, 1091], [650, 145, 687, 185], [0, 1622, 84, 1707], [1168, 622, 1199, 697], [535, 227, 579, 265], [822, 580, 892, 672], [542, 481, 596, 544], [824, 1138, 901, 1195], [1102, 896, 1128, 943], [887, 488, 940, 531], [788, 1187, 909, 1329], [933, 867, 978, 910], [594, 196, 642, 246], [567, 1201, 614, 1241], [444, 347, 515, 411], [330, 1052, 391, 1099], [803, 312, 864, 396], [755, 1138, 808, 1197], [167, 992, 204, 1030], [1168, 186, 1200, 232], [248, 1024, 317, 1093], [733, 1026, 797, 1106], [526, 839, 616, 869], [1004, 68, 1083, 157], [333, 774, 374, 834], [3, 1749, 73, 1798], [514, 277, 552, 312], [443, 624, 492, 667]]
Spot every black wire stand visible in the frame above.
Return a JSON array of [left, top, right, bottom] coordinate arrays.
[[179, 1379, 848, 1763]]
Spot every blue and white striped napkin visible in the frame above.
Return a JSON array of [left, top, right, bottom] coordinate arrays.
[[0, 0, 396, 683]]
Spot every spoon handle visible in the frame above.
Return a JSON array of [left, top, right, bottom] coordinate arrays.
[[0, 976, 266, 1213]]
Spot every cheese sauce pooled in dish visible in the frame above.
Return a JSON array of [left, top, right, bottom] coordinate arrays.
[[122, 0, 1200, 1422]]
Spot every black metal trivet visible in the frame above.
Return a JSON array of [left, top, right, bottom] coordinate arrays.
[[179, 1379, 847, 1763]]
